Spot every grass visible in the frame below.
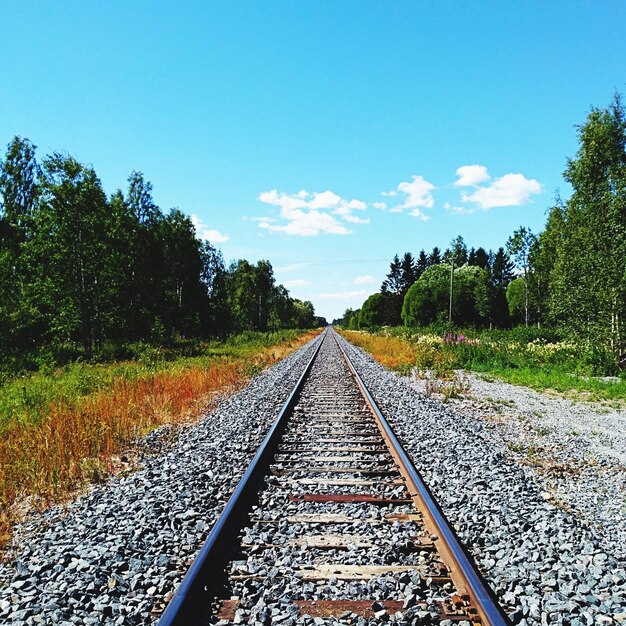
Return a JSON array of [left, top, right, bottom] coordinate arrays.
[[339, 327, 626, 403], [0, 329, 321, 549]]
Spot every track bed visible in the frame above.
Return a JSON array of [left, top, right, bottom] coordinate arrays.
[[160, 330, 509, 626]]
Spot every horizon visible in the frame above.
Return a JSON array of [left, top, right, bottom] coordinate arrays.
[[2, 1, 625, 320]]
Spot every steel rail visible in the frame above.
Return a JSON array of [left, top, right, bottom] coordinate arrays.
[[159, 330, 326, 626], [333, 329, 511, 626]]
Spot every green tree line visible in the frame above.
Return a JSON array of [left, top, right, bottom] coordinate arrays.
[[339, 94, 626, 368], [0, 138, 323, 372]]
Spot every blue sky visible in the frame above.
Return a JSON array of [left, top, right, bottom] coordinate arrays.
[[1, 2, 625, 321]]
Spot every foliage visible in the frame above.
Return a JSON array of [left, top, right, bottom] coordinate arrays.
[[506, 277, 527, 323], [381, 252, 418, 301], [348, 93, 626, 364], [345, 326, 626, 399], [401, 263, 489, 327], [506, 226, 537, 326], [549, 94, 626, 361], [0, 329, 320, 548], [358, 292, 402, 328], [0, 137, 320, 375]]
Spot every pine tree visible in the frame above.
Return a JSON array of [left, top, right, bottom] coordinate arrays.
[[415, 249, 429, 278], [381, 254, 402, 294], [429, 246, 442, 265]]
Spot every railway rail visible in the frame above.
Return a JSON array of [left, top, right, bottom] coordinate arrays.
[[159, 329, 510, 625]]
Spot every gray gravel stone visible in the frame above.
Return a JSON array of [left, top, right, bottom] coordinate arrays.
[[0, 334, 323, 625], [336, 332, 626, 625]]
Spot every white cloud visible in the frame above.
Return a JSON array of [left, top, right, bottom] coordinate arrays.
[[342, 214, 370, 224], [191, 214, 229, 243], [386, 175, 436, 218], [372, 202, 387, 210], [318, 289, 368, 300], [444, 202, 470, 215], [259, 210, 350, 237], [454, 164, 490, 187], [461, 173, 542, 209], [408, 208, 431, 222], [283, 278, 311, 288], [354, 275, 375, 285], [397, 175, 435, 209], [257, 188, 369, 236], [381, 190, 397, 197]]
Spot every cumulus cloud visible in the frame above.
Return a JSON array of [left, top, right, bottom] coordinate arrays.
[[354, 275, 375, 285], [381, 190, 397, 197], [461, 173, 542, 209], [397, 175, 435, 210], [258, 210, 350, 237], [283, 278, 311, 288], [384, 175, 435, 219], [257, 188, 369, 236], [409, 208, 430, 221], [443, 202, 470, 215], [454, 165, 490, 187], [318, 289, 368, 300], [191, 215, 229, 243]]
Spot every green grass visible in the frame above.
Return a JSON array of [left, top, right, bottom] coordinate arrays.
[[0, 329, 306, 429], [353, 325, 626, 403], [474, 365, 626, 402]]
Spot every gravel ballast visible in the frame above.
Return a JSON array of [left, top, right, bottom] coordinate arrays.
[[420, 371, 626, 563], [2, 328, 625, 625], [0, 334, 323, 625], [336, 332, 626, 626]]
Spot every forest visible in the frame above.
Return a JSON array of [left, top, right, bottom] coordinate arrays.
[[0, 141, 324, 375], [338, 95, 626, 371]]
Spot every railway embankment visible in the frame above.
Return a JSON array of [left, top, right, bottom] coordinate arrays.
[[1, 330, 624, 625]]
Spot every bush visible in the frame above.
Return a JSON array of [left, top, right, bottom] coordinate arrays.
[[359, 293, 402, 328]]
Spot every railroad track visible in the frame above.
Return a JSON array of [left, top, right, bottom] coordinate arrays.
[[160, 329, 510, 625]]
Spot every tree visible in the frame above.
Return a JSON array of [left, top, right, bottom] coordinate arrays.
[[199, 241, 229, 336], [341, 308, 361, 329], [506, 226, 537, 326], [359, 292, 402, 328], [224, 259, 280, 332], [550, 94, 626, 360], [32, 154, 113, 350], [161, 209, 205, 336], [415, 249, 429, 278], [0, 137, 42, 355], [506, 278, 527, 324], [532, 201, 565, 328], [381, 254, 402, 294], [444, 235, 468, 267], [255, 260, 275, 332], [125, 171, 166, 339], [453, 265, 491, 326], [429, 246, 442, 265], [472, 247, 490, 270], [490, 247, 515, 328], [399, 252, 418, 294], [402, 264, 451, 327], [402, 263, 490, 328], [381, 252, 417, 322], [225, 260, 259, 332], [292, 299, 315, 329]]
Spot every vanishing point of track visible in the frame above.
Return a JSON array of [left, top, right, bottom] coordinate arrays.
[[159, 328, 510, 625]]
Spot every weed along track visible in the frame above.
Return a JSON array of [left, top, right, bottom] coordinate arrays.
[[160, 329, 510, 626]]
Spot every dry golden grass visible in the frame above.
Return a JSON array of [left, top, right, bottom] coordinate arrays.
[[0, 329, 321, 549], [338, 330, 417, 370]]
